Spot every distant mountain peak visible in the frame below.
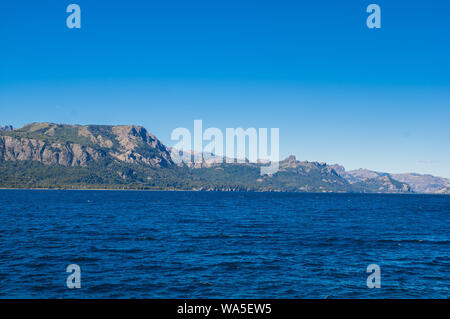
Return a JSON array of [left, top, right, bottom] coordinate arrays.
[[329, 164, 346, 175], [286, 155, 297, 162]]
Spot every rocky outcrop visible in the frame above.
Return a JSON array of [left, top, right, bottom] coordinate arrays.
[[0, 136, 102, 166], [390, 173, 450, 194], [329, 165, 413, 193], [352, 175, 412, 193], [109, 125, 173, 167], [0, 123, 174, 168]]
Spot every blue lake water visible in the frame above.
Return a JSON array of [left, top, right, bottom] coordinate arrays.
[[0, 190, 448, 298]]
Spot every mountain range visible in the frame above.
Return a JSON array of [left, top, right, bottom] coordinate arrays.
[[0, 122, 448, 194], [330, 165, 450, 194]]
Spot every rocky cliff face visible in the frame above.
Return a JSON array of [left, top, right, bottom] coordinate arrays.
[[329, 165, 416, 194], [390, 173, 450, 194], [351, 175, 412, 193], [0, 135, 102, 166], [0, 123, 173, 168]]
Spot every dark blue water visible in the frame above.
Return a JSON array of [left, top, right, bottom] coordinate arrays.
[[0, 190, 448, 298]]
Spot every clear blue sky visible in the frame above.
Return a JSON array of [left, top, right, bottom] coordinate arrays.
[[1, 1, 449, 177]]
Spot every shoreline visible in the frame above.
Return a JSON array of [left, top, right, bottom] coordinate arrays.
[[0, 187, 447, 195]]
